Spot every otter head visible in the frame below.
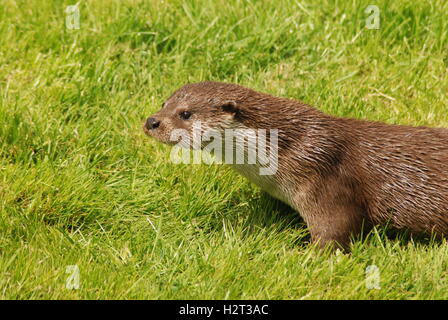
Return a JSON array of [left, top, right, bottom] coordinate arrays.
[[143, 82, 244, 148]]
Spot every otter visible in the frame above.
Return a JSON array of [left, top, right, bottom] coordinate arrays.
[[143, 81, 448, 250]]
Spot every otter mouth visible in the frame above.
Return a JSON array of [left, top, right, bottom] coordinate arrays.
[[142, 123, 181, 146], [142, 123, 156, 139]]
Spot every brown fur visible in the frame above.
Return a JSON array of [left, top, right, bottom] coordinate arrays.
[[144, 81, 448, 250]]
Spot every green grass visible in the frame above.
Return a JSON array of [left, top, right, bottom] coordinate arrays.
[[1, 0, 448, 299]]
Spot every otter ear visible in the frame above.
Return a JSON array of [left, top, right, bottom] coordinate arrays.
[[218, 101, 238, 115]]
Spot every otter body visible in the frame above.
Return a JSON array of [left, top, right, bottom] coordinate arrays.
[[144, 81, 448, 249]]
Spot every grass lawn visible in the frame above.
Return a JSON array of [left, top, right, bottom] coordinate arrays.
[[1, 0, 448, 299]]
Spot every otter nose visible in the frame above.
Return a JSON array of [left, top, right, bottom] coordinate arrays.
[[145, 117, 160, 130]]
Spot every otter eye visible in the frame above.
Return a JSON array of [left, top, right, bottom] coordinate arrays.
[[179, 111, 192, 120]]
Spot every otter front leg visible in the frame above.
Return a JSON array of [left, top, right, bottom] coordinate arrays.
[[303, 198, 366, 251]]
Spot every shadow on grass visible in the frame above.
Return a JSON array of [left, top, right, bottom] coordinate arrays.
[[361, 224, 447, 248], [208, 191, 445, 250], [207, 191, 311, 246]]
